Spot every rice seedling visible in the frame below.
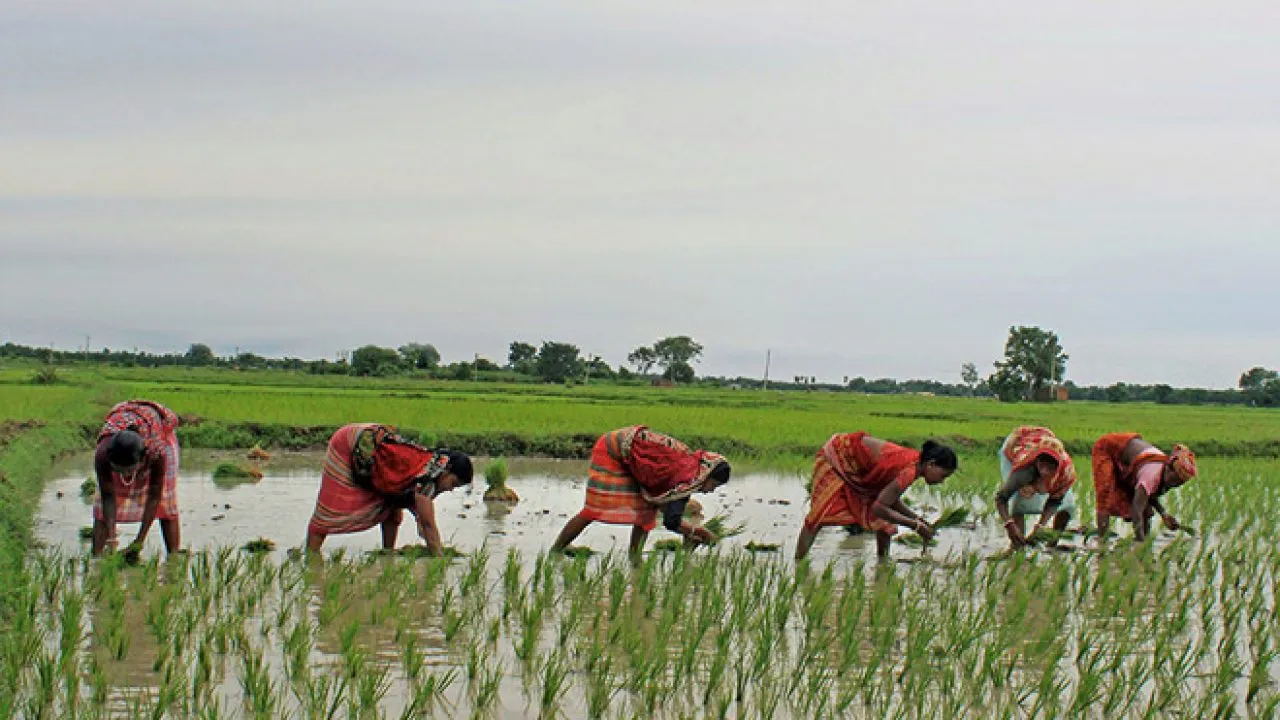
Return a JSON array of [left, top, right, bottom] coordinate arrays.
[[744, 541, 780, 552], [78, 525, 94, 541], [79, 477, 97, 498]]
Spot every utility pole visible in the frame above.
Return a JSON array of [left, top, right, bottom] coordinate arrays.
[[473, 353, 480, 382], [762, 349, 771, 390]]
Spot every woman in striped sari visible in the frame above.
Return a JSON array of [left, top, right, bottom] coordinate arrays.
[[306, 424, 473, 554], [795, 433, 957, 559], [550, 425, 731, 556], [92, 400, 182, 558]]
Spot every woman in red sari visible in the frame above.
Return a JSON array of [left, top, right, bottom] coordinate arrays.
[[92, 400, 182, 558], [795, 434, 957, 559], [1092, 433, 1197, 541], [550, 425, 731, 556], [306, 424, 473, 554]]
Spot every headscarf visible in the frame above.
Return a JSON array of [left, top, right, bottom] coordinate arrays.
[[696, 451, 729, 486], [1003, 426, 1077, 497], [1169, 444, 1197, 482]]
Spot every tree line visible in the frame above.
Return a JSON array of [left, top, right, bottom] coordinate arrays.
[[3, 331, 1275, 407]]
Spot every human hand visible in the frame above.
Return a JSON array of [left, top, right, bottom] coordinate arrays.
[[1004, 519, 1026, 547], [914, 520, 936, 542]]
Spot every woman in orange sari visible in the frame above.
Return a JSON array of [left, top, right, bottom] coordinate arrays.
[[550, 425, 731, 556], [1092, 433, 1197, 541], [306, 424, 473, 554], [795, 434, 957, 559]]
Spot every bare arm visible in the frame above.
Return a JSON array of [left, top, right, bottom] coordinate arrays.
[[412, 493, 445, 556], [93, 451, 115, 556], [873, 483, 930, 537], [1149, 497, 1178, 530], [1033, 496, 1063, 532], [662, 500, 715, 544], [995, 467, 1037, 545], [1132, 487, 1151, 541]]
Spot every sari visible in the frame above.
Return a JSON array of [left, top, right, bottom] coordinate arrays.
[[1092, 433, 1197, 520], [803, 432, 920, 534], [93, 401, 180, 523], [308, 424, 443, 536], [578, 426, 725, 529]]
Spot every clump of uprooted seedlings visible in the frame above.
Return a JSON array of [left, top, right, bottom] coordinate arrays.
[[481, 458, 519, 502], [242, 537, 276, 553], [653, 513, 746, 552], [212, 461, 262, 482], [896, 506, 972, 547], [370, 544, 465, 559]]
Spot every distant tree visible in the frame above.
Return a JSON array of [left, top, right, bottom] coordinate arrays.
[[535, 342, 584, 383], [652, 336, 703, 382], [583, 355, 615, 383], [474, 357, 501, 373], [1153, 384, 1174, 404], [668, 363, 696, 384], [398, 343, 441, 370], [1106, 382, 1131, 403], [960, 362, 980, 395], [1239, 366, 1280, 406], [988, 326, 1068, 402], [352, 345, 403, 376], [508, 342, 538, 373], [185, 343, 216, 366], [627, 346, 657, 375], [240, 352, 270, 369]]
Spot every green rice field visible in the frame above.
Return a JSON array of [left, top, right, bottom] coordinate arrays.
[[0, 365, 1278, 717]]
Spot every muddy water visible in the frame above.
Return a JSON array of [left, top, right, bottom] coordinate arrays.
[[35, 450, 1006, 562]]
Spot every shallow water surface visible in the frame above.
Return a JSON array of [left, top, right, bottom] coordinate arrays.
[[37, 450, 996, 562]]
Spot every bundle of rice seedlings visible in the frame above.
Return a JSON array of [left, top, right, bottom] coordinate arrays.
[[242, 537, 276, 553], [652, 539, 684, 552], [702, 514, 745, 542], [744, 541, 781, 553], [482, 459, 519, 502], [78, 526, 95, 540], [895, 533, 936, 548], [386, 545, 466, 560], [560, 546, 595, 558], [1026, 527, 1064, 545], [80, 478, 97, 498], [212, 462, 263, 481], [931, 507, 971, 529]]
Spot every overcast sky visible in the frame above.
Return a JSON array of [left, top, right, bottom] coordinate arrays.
[[2, 1, 1277, 387]]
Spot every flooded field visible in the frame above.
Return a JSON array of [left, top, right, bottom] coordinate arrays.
[[36, 451, 998, 562], [18, 453, 1280, 718]]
